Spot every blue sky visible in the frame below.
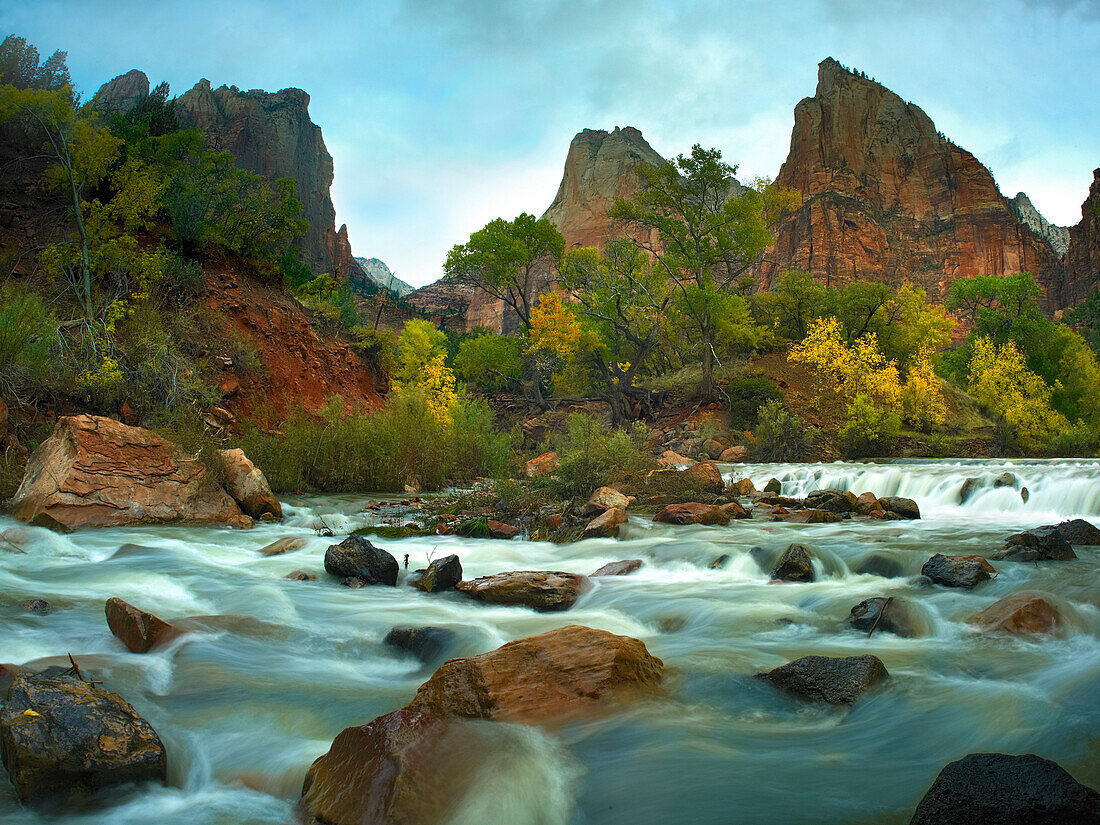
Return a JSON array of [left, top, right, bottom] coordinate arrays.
[[3, 0, 1098, 286]]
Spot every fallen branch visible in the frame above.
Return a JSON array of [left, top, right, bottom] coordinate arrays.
[[867, 597, 893, 638]]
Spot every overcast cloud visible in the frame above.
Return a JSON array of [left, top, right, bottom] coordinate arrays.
[[2, 0, 1096, 286]]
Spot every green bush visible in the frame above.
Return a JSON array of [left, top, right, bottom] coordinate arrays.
[[542, 413, 654, 499], [0, 283, 59, 400], [1044, 425, 1100, 458], [838, 393, 900, 458], [350, 326, 396, 378], [751, 399, 813, 462], [725, 376, 783, 430], [454, 332, 523, 393], [237, 391, 511, 493]]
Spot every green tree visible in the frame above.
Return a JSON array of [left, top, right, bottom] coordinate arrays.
[[455, 331, 523, 393], [610, 147, 793, 398], [752, 269, 832, 341]]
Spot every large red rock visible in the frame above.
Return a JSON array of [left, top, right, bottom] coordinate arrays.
[[219, 448, 281, 520], [404, 625, 664, 723], [105, 597, 182, 653], [1064, 169, 1100, 307], [683, 461, 724, 492], [523, 451, 559, 478], [583, 506, 628, 538], [653, 503, 730, 525], [967, 593, 1062, 636], [10, 415, 249, 531], [299, 709, 483, 825], [455, 570, 590, 612], [759, 58, 1066, 309], [583, 486, 633, 516]]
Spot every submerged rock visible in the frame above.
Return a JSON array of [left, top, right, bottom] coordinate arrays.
[[455, 571, 590, 612], [410, 554, 462, 593], [771, 509, 842, 524], [756, 654, 888, 705], [257, 536, 309, 556], [967, 593, 1062, 636], [994, 527, 1076, 562], [20, 598, 52, 615], [405, 624, 664, 723], [844, 597, 923, 637], [299, 709, 483, 825], [855, 552, 905, 578], [583, 506, 628, 538], [591, 559, 644, 577], [324, 535, 398, 585], [770, 544, 815, 582], [653, 503, 729, 525], [909, 752, 1100, 825], [105, 597, 181, 653], [0, 675, 167, 803], [384, 627, 456, 664], [921, 554, 995, 588]]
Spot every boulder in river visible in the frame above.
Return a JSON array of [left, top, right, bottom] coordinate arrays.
[[0, 674, 167, 803], [967, 593, 1062, 636], [583, 486, 633, 516], [908, 752, 1100, 825], [853, 491, 883, 515], [683, 460, 724, 493], [455, 570, 590, 612], [300, 709, 484, 825], [878, 496, 920, 519], [958, 476, 983, 504], [583, 506, 628, 538], [755, 654, 888, 705], [258, 536, 309, 557], [730, 477, 755, 496], [591, 559, 644, 577], [921, 554, 995, 588], [324, 535, 399, 585], [855, 552, 905, 578], [763, 477, 782, 494], [10, 414, 250, 531], [993, 471, 1017, 488], [105, 597, 182, 653], [218, 447, 281, 520], [384, 627, 456, 664], [654, 503, 730, 525], [994, 527, 1076, 561], [804, 488, 855, 513], [771, 509, 842, 524], [1049, 518, 1100, 546], [405, 624, 664, 723], [411, 554, 462, 593], [844, 597, 924, 637], [719, 500, 750, 519], [770, 544, 815, 582]]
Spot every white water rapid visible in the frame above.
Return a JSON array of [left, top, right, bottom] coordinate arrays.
[[1, 459, 1098, 824]]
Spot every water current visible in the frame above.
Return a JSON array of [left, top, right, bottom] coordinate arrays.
[[1, 458, 1098, 824]]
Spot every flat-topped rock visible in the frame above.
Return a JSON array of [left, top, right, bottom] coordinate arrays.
[[967, 593, 1062, 636], [654, 503, 729, 525], [756, 654, 888, 705], [455, 570, 591, 612], [921, 554, 995, 588]]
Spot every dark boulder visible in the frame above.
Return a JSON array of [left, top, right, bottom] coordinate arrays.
[[763, 477, 782, 494], [0, 675, 166, 803], [709, 553, 731, 569], [1051, 518, 1100, 546], [994, 527, 1076, 562], [959, 477, 982, 504], [993, 471, 1017, 488], [20, 598, 52, 615], [756, 654, 888, 704], [921, 554, 995, 588], [804, 488, 855, 513], [411, 554, 462, 593], [384, 627, 456, 664], [879, 496, 920, 519], [771, 544, 815, 582], [771, 509, 842, 524], [844, 597, 924, 637], [908, 752, 1100, 825], [591, 559, 644, 577], [653, 503, 730, 525], [324, 535, 398, 585], [105, 597, 181, 653]]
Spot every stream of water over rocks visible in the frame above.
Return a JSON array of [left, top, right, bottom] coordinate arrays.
[[2, 458, 1098, 824]]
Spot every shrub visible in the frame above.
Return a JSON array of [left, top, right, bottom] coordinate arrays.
[[454, 332, 523, 393], [350, 326, 396, 378], [543, 413, 653, 499], [838, 393, 901, 458], [751, 399, 813, 462], [0, 283, 59, 400], [1044, 425, 1100, 458], [725, 376, 782, 430]]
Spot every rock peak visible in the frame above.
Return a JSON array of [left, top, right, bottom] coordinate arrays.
[[92, 69, 149, 114]]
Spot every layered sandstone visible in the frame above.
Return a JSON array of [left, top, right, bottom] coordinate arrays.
[[760, 58, 1066, 308], [1064, 169, 1100, 306], [1009, 192, 1070, 258], [174, 79, 352, 280]]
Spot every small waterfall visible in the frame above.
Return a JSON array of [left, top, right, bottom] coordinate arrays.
[[727, 459, 1100, 520]]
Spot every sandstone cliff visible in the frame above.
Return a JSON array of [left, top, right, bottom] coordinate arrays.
[[760, 58, 1066, 308], [91, 69, 150, 114], [1008, 192, 1070, 258], [174, 78, 353, 280], [1063, 169, 1100, 306]]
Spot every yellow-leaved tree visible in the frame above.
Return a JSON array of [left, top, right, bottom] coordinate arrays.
[[527, 290, 591, 395], [900, 346, 948, 432], [391, 319, 458, 422], [967, 337, 1068, 448], [789, 316, 902, 411]]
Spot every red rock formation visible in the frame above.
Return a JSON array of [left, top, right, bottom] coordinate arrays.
[[1063, 169, 1100, 306], [174, 79, 353, 280], [760, 58, 1066, 308]]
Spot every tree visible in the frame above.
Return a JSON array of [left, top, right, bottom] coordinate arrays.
[[443, 212, 565, 333], [391, 319, 458, 422], [752, 269, 832, 341], [0, 35, 71, 92], [454, 331, 523, 393], [610, 146, 795, 398]]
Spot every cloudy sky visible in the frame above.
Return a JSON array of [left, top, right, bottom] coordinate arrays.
[[3, 0, 1098, 286]]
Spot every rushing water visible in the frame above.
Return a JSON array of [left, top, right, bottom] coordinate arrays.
[[1, 459, 1098, 824]]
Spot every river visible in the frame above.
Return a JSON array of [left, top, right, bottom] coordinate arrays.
[[1, 458, 1098, 824]]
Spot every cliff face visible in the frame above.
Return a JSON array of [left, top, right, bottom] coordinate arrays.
[[92, 69, 150, 114], [1009, 192, 1070, 258], [1063, 169, 1100, 306], [761, 58, 1066, 307], [174, 79, 353, 280]]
